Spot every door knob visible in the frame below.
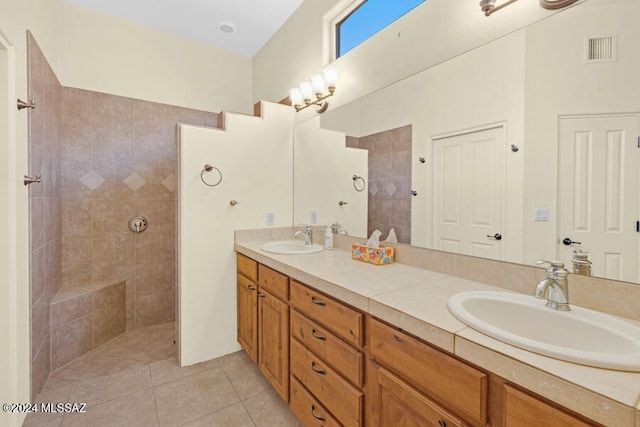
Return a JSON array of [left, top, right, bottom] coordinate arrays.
[[487, 233, 502, 241], [562, 238, 581, 246]]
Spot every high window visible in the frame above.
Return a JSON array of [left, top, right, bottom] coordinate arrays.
[[335, 0, 425, 58]]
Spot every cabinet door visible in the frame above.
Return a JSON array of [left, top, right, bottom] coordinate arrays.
[[370, 362, 464, 427], [258, 288, 289, 402], [504, 385, 595, 427], [237, 274, 258, 363]]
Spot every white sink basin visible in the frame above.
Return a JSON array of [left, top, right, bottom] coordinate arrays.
[[447, 291, 640, 371], [260, 240, 323, 255]]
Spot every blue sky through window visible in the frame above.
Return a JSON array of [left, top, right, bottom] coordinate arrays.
[[337, 0, 425, 57]]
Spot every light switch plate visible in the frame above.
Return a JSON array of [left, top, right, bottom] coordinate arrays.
[[533, 208, 549, 221]]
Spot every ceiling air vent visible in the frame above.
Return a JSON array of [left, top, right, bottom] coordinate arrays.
[[585, 35, 617, 63]]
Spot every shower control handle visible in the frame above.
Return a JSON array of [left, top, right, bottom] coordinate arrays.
[[128, 216, 148, 234]]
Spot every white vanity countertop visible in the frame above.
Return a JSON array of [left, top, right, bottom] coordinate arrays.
[[235, 241, 640, 426]]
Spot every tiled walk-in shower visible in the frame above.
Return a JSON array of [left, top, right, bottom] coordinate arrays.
[[27, 32, 218, 397]]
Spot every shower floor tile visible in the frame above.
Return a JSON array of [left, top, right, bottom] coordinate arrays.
[[23, 322, 301, 427]]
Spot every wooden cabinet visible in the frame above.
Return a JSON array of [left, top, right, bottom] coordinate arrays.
[[289, 280, 365, 427], [503, 384, 597, 427], [369, 318, 488, 426], [236, 254, 289, 402], [369, 361, 464, 427], [236, 252, 602, 427]]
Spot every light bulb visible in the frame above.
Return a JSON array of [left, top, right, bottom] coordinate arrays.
[[311, 74, 325, 97], [289, 88, 303, 106], [323, 67, 338, 94], [323, 67, 338, 85], [299, 81, 313, 102]]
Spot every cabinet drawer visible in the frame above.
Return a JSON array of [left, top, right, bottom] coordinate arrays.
[[290, 377, 341, 427], [504, 384, 595, 427], [237, 253, 258, 281], [291, 309, 364, 388], [258, 264, 289, 301], [291, 339, 363, 427], [369, 318, 487, 424], [290, 280, 363, 348]]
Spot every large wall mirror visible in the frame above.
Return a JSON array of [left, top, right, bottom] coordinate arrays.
[[293, 0, 640, 285]]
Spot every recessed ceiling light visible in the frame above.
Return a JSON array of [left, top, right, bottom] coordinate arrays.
[[219, 21, 236, 34]]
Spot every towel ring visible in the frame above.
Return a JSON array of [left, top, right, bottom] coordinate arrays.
[[352, 175, 366, 192], [201, 164, 223, 187]]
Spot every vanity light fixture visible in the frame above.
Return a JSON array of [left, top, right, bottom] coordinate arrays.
[[480, 0, 577, 16], [289, 67, 338, 113]]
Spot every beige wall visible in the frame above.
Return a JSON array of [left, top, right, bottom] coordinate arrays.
[[58, 1, 253, 114], [179, 102, 294, 366], [252, 0, 567, 112]]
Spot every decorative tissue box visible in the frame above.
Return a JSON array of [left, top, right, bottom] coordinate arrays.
[[351, 243, 395, 265]]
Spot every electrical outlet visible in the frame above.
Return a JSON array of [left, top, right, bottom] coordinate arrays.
[[266, 211, 275, 226], [310, 211, 318, 224]]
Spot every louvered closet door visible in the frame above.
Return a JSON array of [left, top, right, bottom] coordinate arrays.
[[558, 114, 640, 282], [432, 126, 506, 261]]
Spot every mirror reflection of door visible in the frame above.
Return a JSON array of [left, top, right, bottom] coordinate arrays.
[[558, 114, 640, 283], [432, 126, 506, 260]]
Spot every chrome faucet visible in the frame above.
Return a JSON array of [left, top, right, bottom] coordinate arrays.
[[534, 260, 570, 311], [293, 225, 313, 246]]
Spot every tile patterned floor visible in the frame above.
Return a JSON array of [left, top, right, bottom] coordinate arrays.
[[23, 323, 302, 427]]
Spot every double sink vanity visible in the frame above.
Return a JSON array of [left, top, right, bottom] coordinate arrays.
[[234, 228, 640, 427]]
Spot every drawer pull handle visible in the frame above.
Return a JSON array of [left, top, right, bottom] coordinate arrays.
[[311, 405, 326, 422], [311, 296, 326, 307], [257, 293, 266, 298], [438, 420, 446, 427], [311, 329, 327, 341], [247, 285, 256, 291], [311, 361, 326, 375]]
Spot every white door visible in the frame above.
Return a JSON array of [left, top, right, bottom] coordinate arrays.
[[558, 114, 640, 282], [432, 126, 506, 260]]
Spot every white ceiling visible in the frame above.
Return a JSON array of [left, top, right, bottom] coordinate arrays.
[[64, 0, 305, 57]]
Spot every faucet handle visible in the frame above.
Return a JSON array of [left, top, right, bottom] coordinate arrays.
[[535, 260, 565, 269]]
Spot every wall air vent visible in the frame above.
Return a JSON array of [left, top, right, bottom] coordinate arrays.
[[585, 35, 617, 63]]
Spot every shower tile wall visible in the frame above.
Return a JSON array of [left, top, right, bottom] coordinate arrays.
[[27, 32, 62, 398], [346, 125, 412, 244], [60, 89, 217, 330]]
